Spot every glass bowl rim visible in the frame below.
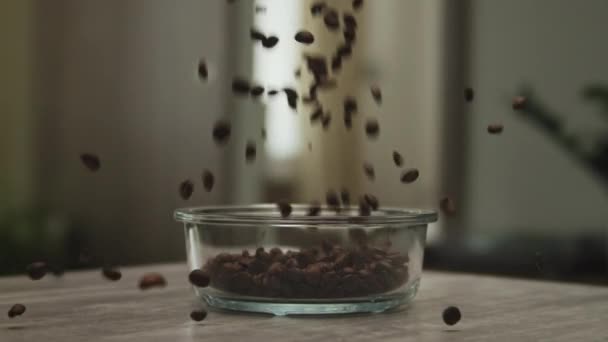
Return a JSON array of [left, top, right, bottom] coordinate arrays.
[[174, 204, 437, 226]]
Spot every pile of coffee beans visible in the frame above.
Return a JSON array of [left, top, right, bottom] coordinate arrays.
[[197, 242, 409, 299]]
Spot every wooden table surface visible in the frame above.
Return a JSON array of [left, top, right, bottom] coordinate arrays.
[[1, 263, 607, 342]]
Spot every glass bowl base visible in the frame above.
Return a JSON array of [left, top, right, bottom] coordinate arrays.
[[199, 279, 420, 316]]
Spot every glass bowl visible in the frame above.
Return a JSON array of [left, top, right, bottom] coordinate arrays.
[[175, 204, 437, 316]]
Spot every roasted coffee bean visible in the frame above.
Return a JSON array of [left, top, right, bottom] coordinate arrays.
[[343, 14, 357, 28], [337, 44, 353, 58], [245, 141, 257, 162], [363, 163, 375, 180], [331, 55, 342, 71], [26, 262, 47, 280], [326, 190, 340, 211], [283, 88, 299, 110], [198, 60, 208, 80], [138, 273, 167, 290], [189, 269, 211, 288], [344, 97, 358, 115], [487, 124, 504, 134], [324, 10, 340, 30], [365, 119, 380, 138], [311, 2, 326, 15], [190, 309, 207, 322], [80, 153, 101, 172], [250, 85, 265, 97], [306, 56, 328, 79], [102, 267, 122, 281], [393, 151, 403, 167], [277, 202, 292, 218], [401, 169, 420, 184], [464, 87, 474, 102], [202, 169, 214, 192], [295, 30, 315, 45], [344, 28, 356, 44], [440, 197, 456, 215], [307, 202, 322, 216], [250, 28, 265, 41], [8, 304, 26, 318], [353, 0, 364, 10], [322, 114, 332, 130], [359, 199, 371, 216], [212, 120, 231, 144], [512, 96, 527, 110], [371, 85, 382, 104], [340, 189, 351, 206], [267, 89, 279, 96], [363, 194, 379, 211], [442, 306, 462, 326], [262, 36, 279, 48], [232, 78, 251, 94], [310, 107, 323, 123], [179, 180, 194, 200]]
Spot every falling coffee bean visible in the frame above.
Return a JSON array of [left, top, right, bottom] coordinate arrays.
[[138, 273, 167, 290], [393, 151, 403, 167], [202, 169, 214, 192], [344, 97, 358, 115], [442, 306, 462, 326], [487, 124, 504, 134], [343, 14, 357, 28], [188, 269, 211, 288], [80, 153, 101, 172], [250, 28, 265, 41], [198, 60, 208, 80], [232, 78, 251, 95], [310, 107, 323, 123], [179, 180, 194, 200], [267, 89, 279, 96], [306, 56, 328, 80], [307, 202, 322, 216], [512, 96, 527, 110], [464, 87, 474, 102], [250, 85, 265, 97], [363, 163, 375, 180], [295, 30, 315, 45], [371, 85, 382, 105], [283, 88, 299, 110], [321, 114, 332, 130], [262, 36, 279, 48], [311, 2, 326, 15], [337, 44, 353, 58], [102, 267, 122, 281], [212, 120, 231, 144], [324, 10, 340, 30], [8, 304, 26, 318], [344, 28, 356, 44], [26, 262, 47, 280], [353, 0, 364, 10], [245, 141, 257, 162], [277, 202, 292, 218], [440, 197, 456, 215], [340, 189, 351, 207], [401, 169, 420, 184], [363, 194, 379, 211], [331, 55, 342, 71], [365, 119, 380, 139], [190, 309, 208, 322]]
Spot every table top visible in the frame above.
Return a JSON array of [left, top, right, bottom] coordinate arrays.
[[1, 263, 607, 342]]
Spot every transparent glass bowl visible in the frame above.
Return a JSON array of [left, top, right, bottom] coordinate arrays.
[[175, 204, 436, 316]]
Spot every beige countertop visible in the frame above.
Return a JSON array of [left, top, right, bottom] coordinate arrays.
[[1, 263, 607, 341]]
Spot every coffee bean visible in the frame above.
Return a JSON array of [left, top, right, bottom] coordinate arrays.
[[80, 153, 101, 172], [245, 141, 257, 162], [306, 56, 328, 80], [359, 199, 371, 216], [344, 28, 356, 44], [326, 190, 340, 211], [343, 14, 357, 28], [295, 30, 315, 45], [310, 107, 323, 123], [102, 267, 122, 281], [179, 180, 194, 200], [267, 89, 279, 96], [202, 170, 214, 192], [365, 119, 380, 138], [464, 87, 474, 102], [307, 202, 322, 216], [487, 124, 504, 134], [321, 114, 332, 130], [363, 194, 379, 211], [324, 10, 340, 30], [262, 36, 279, 48], [311, 2, 326, 15], [344, 97, 358, 115], [189, 269, 211, 288], [337, 44, 353, 58], [512, 96, 527, 110], [283, 88, 299, 110], [138, 273, 167, 290], [277, 202, 292, 218], [393, 151, 403, 167], [26, 262, 47, 280], [190, 310, 207, 322], [371, 85, 382, 104], [353, 0, 364, 10], [8, 304, 26, 318], [340, 189, 351, 206], [198, 60, 208, 80], [363, 163, 375, 180], [401, 169, 420, 184], [440, 197, 456, 215], [232, 78, 251, 94], [212, 120, 231, 144], [250, 28, 265, 41], [250, 85, 265, 97], [442, 306, 462, 326], [331, 55, 342, 71]]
